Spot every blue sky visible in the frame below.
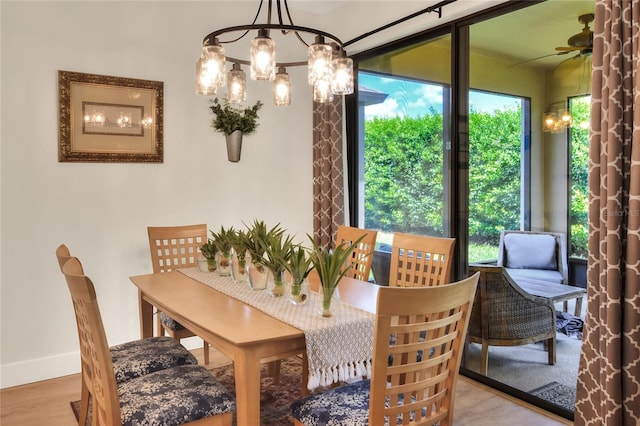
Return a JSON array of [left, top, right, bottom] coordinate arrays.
[[359, 72, 521, 120]]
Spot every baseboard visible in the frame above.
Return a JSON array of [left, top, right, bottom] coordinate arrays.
[[0, 337, 205, 389], [0, 351, 80, 389]]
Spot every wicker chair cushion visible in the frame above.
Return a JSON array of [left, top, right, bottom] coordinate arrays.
[[504, 233, 557, 270], [119, 364, 235, 426], [111, 336, 197, 383], [505, 267, 564, 283], [290, 379, 424, 426], [160, 311, 186, 331]]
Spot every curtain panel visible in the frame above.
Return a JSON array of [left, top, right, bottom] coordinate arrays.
[[576, 0, 640, 424], [312, 98, 345, 248]]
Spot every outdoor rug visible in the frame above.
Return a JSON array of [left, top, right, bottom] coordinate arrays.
[[71, 355, 303, 425], [530, 381, 576, 412]]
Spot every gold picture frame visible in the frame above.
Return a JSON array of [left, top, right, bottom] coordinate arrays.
[[58, 70, 163, 162]]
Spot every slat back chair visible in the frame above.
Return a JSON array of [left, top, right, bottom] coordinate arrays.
[[56, 245, 201, 426], [61, 257, 235, 426], [291, 272, 480, 426], [56, 244, 91, 426], [335, 226, 378, 282], [389, 232, 455, 287], [147, 224, 210, 363]]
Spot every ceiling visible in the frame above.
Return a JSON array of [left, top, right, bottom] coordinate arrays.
[[285, 0, 596, 71]]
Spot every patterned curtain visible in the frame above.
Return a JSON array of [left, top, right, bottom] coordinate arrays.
[[575, 1, 640, 424], [312, 98, 345, 248]]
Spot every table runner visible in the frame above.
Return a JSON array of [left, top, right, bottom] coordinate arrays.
[[179, 268, 374, 390]]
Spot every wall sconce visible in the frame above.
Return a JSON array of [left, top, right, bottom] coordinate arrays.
[[543, 101, 573, 133]]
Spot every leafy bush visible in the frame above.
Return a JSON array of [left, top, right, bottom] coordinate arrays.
[[364, 108, 521, 245]]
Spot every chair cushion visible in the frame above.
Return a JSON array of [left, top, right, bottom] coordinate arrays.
[[290, 379, 424, 426], [119, 364, 235, 426], [505, 268, 563, 283], [111, 336, 198, 383], [290, 379, 371, 426], [160, 312, 187, 331], [504, 233, 557, 270]]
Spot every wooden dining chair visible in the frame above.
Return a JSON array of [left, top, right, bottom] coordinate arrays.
[[388, 232, 456, 287], [335, 225, 378, 282], [147, 224, 211, 363], [61, 256, 235, 426], [56, 244, 201, 426], [291, 271, 480, 426]]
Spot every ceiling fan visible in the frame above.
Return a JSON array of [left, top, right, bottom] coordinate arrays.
[[555, 13, 594, 55], [511, 13, 594, 67]]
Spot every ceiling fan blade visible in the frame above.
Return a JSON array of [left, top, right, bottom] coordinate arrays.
[[555, 46, 582, 52], [510, 51, 570, 67]]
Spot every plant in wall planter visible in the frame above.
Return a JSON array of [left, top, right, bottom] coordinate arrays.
[[209, 97, 263, 162]]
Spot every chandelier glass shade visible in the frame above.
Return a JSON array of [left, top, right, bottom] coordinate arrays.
[[194, 0, 353, 106]]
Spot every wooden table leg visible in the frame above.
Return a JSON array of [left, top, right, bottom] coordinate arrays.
[[138, 291, 154, 338], [301, 353, 310, 396], [233, 348, 262, 426]]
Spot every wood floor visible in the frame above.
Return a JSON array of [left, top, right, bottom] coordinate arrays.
[[1, 348, 572, 426]]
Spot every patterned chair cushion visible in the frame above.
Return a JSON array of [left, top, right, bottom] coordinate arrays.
[[290, 379, 427, 426], [160, 311, 187, 331], [119, 364, 235, 426], [290, 379, 371, 426], [111, 336, 197, 383], [387, 334, 429, 365]]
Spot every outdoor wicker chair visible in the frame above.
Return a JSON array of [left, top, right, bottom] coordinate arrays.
[[467, 264, 556, 375]]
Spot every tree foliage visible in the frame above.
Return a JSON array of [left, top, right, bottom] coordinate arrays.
[[568, 97, 590, 258], [364, 112, 444, 235], [364, 107, 522, 246]]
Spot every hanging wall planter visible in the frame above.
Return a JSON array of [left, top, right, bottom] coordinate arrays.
[[225, 130, 243, 162], [209, 98, 263, 163]]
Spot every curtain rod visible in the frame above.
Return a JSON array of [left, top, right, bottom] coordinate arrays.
[[343, 0, 458, 48]]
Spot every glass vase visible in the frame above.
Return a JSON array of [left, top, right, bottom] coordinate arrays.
[[231, 254, 247, 283], [217, 252, 231, 276], [288, 277, 310, 306], [317, 286, 340, 317], [247, 261, 268, 290], [206, 258, 217, 272], [269, 268, 286, 297]]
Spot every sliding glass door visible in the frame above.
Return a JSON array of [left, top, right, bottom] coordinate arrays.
[[356, 35, 452, 249]]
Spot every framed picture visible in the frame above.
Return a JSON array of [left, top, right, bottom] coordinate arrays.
[[58, 70, 163, 162]]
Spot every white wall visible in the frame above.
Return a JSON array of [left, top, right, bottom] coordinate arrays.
[[0, 1, 315, 387]]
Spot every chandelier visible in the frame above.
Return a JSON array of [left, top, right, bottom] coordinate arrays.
[[195, 0, 354, 106]]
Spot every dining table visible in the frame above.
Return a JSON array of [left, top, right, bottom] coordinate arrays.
[[129, 269, 380, 426]]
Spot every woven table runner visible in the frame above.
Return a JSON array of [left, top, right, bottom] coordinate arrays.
[[179, 268, 374, 390]]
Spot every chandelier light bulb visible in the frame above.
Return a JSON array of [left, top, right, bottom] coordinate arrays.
[[313, 78, 333, 103], [201, 41, 226, 88], [273, 67, 291, 106], [227, 63, 247, 104], [308, 36, 333, 85], [331, 54, 353, 95], [251, 29, 276, 81], [195, 58, 217, 95]]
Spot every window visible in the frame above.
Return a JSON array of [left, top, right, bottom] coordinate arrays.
[[356, 34, 452, 247], [568, 95, 590, 259], [468, 91, 528, 262]]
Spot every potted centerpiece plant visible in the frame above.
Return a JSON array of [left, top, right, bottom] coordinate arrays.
[[282, 244, 314, 305], [209, 97, 263, 162], [210, 225, 235, 277], [229, 229, 248, 284], [200, 239, 218, 272], [244, 220, 272, 290], [259, 227, 295, 297], [309, 235, 364, 317]]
